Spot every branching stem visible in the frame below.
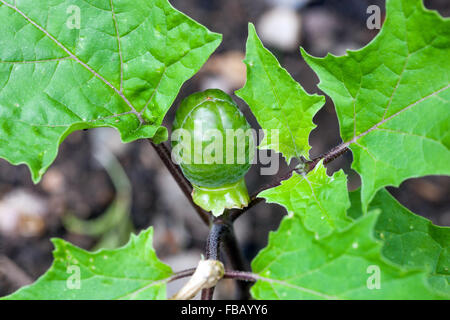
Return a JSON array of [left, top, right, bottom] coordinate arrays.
[[169, 269, 257, 284], [221, 213, 251, 299], [201, 219, 229, 300], [168, 268, 197, 282], [201, 214, 251, 300], [224, 270, 258, 282], [149, 139, 350, 300], [230, 144, 350, 221], [149, 141, 253, 299]]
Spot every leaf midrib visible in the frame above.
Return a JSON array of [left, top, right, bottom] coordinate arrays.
[[345, 84, 450, 147], [0, 0, 144, 123], [253, 36, 300, 159]]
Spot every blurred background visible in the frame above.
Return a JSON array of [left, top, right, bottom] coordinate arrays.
[[0, 0, 449, 299]]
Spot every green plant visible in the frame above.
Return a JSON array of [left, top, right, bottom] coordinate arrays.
[[172, 89, 253, 216], [0, 0, 449, 300]]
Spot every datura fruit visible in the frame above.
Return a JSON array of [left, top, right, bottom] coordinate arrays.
[[171, 89, 254, 216]]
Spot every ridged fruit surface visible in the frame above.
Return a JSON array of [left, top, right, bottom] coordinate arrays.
[[172, 89, 253, 188]]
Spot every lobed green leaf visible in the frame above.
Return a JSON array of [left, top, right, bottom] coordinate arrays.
[[302, 0, 450, 209], [0, 0, 221, 182], [2, 227, 173, 300], [259, 162, 352, 239], [236, 24, 325, 163], [349, 188, 450, 297], [251, 212, 446, 299]]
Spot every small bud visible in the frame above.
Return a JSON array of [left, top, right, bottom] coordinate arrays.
[[170, 260, 225, 300]]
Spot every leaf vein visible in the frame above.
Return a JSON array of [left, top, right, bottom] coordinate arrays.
[[0, 0, 143, 124]]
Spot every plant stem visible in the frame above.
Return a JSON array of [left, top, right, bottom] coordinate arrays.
[[201, 219, 229, 300], [224, 270, 257, 282], [168, 268, 258, 283], [149, 140, 211, 225], [306, 143, 350, 172], [200, 214, 251, 300], [205, 220, 228, 261], [168, 268, 196, 282], [221, 220, 252, 300], [150, 138, 350, 300], [149, 140, 251, 299]]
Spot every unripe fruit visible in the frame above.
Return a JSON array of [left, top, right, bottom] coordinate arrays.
[[171, 89, 254, 216]]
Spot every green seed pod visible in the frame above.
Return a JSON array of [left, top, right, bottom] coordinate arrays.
[[171, 89, 255, 216]]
